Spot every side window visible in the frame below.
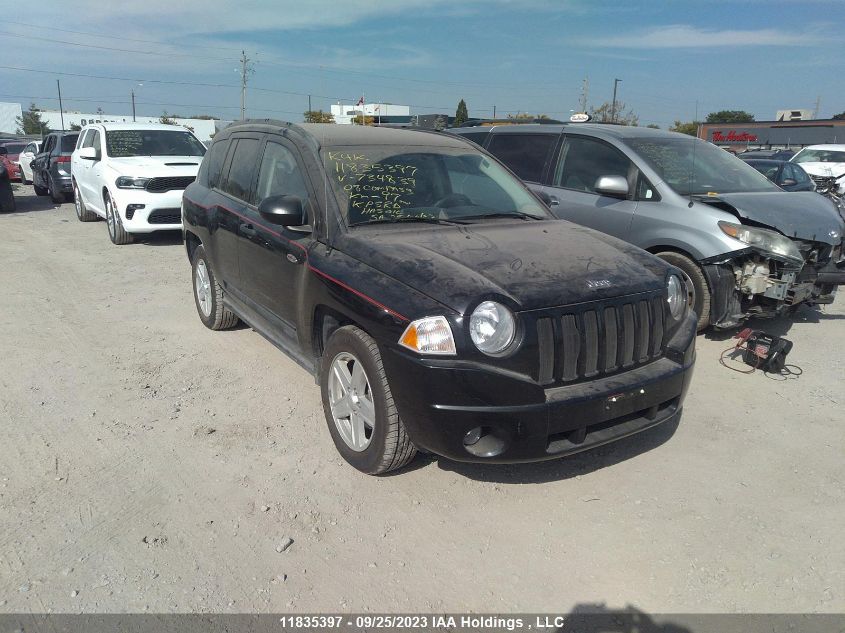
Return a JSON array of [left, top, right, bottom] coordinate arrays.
[[636, 173, 660, 201], [43, 136, 55, 155], [793, 165, 810, 183], [255, 142, 310, 205], [81, 131, 93, 148], [554, 136, 634, 195], [25, 143, 35, 154], [781, 164, 798, 183], [200, 140, 228, 189], [91, 131, 102, 158], [221, 138, 260, 203], [486, 133, 556, 182]]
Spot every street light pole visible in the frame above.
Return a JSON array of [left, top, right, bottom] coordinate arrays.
[[610, 78, 622, 123], [131, 90, 136, 122]]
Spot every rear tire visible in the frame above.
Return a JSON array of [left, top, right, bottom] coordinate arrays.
[[191, 245, 239, 330], [105, 194, 133, 245], [74, 183, 97, 222], [655, 251, 711, 331], [320, 326, 417, 474]]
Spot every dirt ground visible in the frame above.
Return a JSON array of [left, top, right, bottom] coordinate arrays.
[[1, 187, 843, 615]]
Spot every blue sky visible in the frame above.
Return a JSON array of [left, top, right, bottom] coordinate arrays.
[[2, 0, 844, 127]]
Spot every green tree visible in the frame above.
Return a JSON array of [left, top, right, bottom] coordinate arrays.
[[352, 114, 375, 126], [705, 110, 755, 123], [69, 123, 82, 131], [189, 114, 220, 120], [589, 101, 639, 126], [670, 120, 701, 136], [303, 110, 335, 123], [454, 99, 468, 127], [832, 110, 845, 120], [16, 103, 50, 135], [159, 111, 178, 125], [646, 123, 660, 129]]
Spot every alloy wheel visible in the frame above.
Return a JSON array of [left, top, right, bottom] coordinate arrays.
[[327, 352, 375, 452], [194, 260, 212, 318]]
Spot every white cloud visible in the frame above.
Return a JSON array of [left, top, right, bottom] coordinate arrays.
[[585, 24, 826, 48]]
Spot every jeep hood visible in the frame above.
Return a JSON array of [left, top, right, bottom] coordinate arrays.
[[339, 220, 669, 314], [699, 191, 844, 245]]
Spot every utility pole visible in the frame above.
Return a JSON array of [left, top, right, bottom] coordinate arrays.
[[239, 50, 254, 120], [493, 104, 496, 118], [610, 78, 621, 123], [131, 90, 136, 122], [56, 79, 65, 130], [579, 77, 589, 113], [308, 94, 312, 115]]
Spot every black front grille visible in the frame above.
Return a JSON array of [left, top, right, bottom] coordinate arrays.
[[148, 208, 181, 225], [535, 292, 666, 385], [145, 176, 195, 192]]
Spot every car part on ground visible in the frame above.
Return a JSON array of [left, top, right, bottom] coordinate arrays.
[[449, 123, 845, 331], [182, 120, 697, 473]]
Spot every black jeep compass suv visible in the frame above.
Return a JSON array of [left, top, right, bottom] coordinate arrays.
[[182, 121, 696, 474]]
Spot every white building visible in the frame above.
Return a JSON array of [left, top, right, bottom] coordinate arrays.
[[330, 102, 410, 125], [0, 102, 24, 134], [35, 110, 230, 142]]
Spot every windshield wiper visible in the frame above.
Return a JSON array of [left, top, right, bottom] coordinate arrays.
[[351, 216, 468, 227], [465, 211, 544, 221]]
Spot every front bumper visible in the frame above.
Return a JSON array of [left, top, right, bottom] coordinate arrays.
[[382, 312, 696, 463], [110, 187, 183, 233]]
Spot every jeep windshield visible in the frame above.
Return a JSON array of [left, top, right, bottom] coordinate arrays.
[[105, 130, 206, 158], [321, 145, 549, 226], [625, 137, 779, 196]]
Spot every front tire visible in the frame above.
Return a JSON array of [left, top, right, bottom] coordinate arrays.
[[191, 245, 239, 330], [74, 183, 97, 222], [655, 251, 711, 331], [320, 326, 417, 474], [105, 194, 133, 245]]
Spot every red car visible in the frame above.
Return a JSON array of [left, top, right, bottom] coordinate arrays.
[[0, 140, 27, 182]]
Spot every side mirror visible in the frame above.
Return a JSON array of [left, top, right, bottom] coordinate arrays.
[[78, 146, 97, 160], [594, 175, 629, 198], [258, 194, 306, 226], [780, 178, 797, 187]]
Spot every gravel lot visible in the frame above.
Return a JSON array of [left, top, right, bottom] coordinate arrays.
[[1, 187, 843, 615]]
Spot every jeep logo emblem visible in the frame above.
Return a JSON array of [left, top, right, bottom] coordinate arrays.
[[586, 279, 611, 289]]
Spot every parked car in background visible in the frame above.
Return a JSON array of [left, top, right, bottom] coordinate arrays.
[[740, 158, 814, 191], [738, 148, 795, 161], [16, 140, 41, 184], [182, 121, 696, 474], [0, 161, 15, 212], [449, 124, 845, 331], [71, 123, 205, 244], [0, 140, 26, 182], [31, 131, 79, 203], [790, 144, 845, 195]]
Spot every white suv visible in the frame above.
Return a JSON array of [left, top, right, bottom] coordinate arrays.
[[71, 123, 206, 244]]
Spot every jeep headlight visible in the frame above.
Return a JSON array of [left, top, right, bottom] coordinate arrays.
[[115, 176, 150, 189], [666, 274, 686, 320], [718, 221, 803, 265], [398, 316, 456, 355], [469, 301, 516, 355]]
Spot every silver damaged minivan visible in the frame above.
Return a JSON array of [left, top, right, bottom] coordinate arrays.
[[450, 124, 845, 330]]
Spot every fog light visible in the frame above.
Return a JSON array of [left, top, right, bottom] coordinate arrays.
[[462, 426, 508, 458], [126, 204, 145, 220]]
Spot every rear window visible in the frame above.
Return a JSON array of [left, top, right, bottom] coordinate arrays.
[[61, 135, 79, 153], [2, 143, 25, 154], [486, 133, 557, 182], [457, 131, 490, 147]]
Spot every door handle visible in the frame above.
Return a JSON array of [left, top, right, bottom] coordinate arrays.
[[549, 196, 560, 206], [241, 224, 257, 238]]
